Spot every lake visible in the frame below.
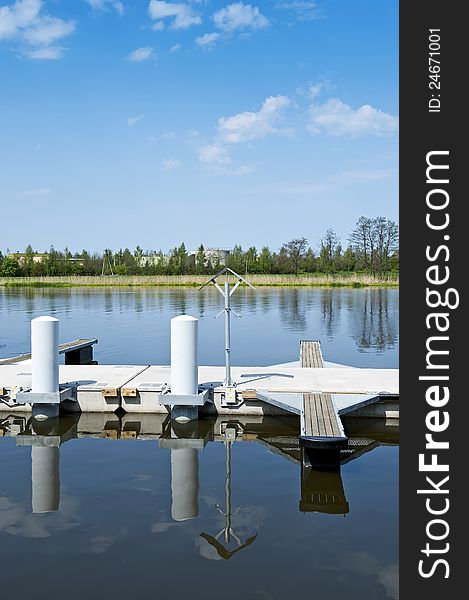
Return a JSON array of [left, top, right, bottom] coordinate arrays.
[[0, 287, 398, 600]]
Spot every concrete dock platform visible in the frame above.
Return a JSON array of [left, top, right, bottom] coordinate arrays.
[[0, 362, 398, 415]]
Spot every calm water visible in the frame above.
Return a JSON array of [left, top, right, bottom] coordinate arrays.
[[0, 287, 398, 367], [0, 288, 399, 600]]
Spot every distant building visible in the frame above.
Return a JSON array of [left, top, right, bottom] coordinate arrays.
[[8, 252, 47, 264], [138, 254, 170, 268], [189, 248, 230, 266], [8, 253, 85, 266]]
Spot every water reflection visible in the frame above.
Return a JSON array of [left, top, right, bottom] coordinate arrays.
[[351, 289, 399, 353], [0, 413, 398, 531], [0, 287, 398, 366], [278, 288, 308, 331]]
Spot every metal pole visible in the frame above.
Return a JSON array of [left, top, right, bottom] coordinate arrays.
[[224, 281, 232, 387]]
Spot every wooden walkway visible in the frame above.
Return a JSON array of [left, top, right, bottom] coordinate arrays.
[[0, 338, 98, 366], [300, 340, 324, 368], [299, 340, 347, 453], [303, 393, 342, 438]]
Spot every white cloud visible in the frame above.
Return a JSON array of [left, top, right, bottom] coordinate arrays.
[[127, 46, 154, 62], [163, 158, 181, 170], [18, 186, 51, 197], [195, 32, 219, 47], [25, 45, 63, 59], [276, 1, 321, 21], [0, 0, 41, 40], [148, 1, 202, 30], [198, 144, 231, 165], [169, 42, 181, 52], [84, 0, 125, 15], [127, 114, 144, 126], [197, 95, 291, 174], [213, 2, 269, 32], [0, 0, 75, 59], [297, 79, 332, 99], [308, 98, 398, 137], [22, 16, 74, 45], [218, 95, 292, 143]]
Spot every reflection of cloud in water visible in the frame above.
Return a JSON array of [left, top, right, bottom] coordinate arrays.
[[132, 473, 152, 482], [343, 551, 398, 600], [87, 527, 128, 554], [202, 495, 268, 537], [195, 536, 223, 561], [0, 495, 80, 539], [151, 521, 178, 534]]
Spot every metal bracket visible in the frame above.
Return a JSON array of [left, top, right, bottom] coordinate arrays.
[[160, 387, 212, 407], [220, 386, 240, 407], [15, 385, 77, 406]]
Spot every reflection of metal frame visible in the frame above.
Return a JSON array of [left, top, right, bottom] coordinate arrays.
[[200, 435, 257, 559]]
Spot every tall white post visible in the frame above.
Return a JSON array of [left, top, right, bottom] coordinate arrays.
[[31, 446, 60, 513], [170, 315, 198, 422], [31, 316, 59, 420], [171, 315, 198, 395], [171, 448, 199, 521]]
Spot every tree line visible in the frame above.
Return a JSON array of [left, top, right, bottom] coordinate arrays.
[[0, 216, 398, 277]]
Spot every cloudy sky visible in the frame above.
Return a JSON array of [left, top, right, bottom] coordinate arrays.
[[0, 0, 398, 253]]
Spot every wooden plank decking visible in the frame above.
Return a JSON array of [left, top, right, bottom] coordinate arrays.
[[299, 340, 347, 453], [303, 393, 342, 438], [300, 340, 324, 368]]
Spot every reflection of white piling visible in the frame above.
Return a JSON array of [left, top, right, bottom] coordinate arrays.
[[171, 448, 199, 521], [31, 316, 59, 420], [31, 446, 60, 513], [170, 315, 198, 423]]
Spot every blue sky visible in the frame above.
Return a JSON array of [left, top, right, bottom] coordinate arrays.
[[0, 0, 398, 254]]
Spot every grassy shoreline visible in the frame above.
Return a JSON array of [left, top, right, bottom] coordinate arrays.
[[0, 274, 399, 288]]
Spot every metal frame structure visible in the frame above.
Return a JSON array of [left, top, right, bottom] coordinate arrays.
[[199, 268, 255, 388]]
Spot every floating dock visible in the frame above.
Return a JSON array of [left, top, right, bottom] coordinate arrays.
[[0, 315, 399, 465]]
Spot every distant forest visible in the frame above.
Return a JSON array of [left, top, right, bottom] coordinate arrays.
[[0, 216, 398, 277]]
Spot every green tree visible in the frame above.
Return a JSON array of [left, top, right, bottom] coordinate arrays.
[[319, 229, 341, 273], [258, 246, 273, 273], [280, 237, 308, 275], [0, 257, 23, 277], [227, 245, 244, 273], [244, 246, 258, 273], [195, 244, 206, 273]]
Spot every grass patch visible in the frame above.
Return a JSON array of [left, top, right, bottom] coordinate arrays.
[[1, 273, 399, 289]]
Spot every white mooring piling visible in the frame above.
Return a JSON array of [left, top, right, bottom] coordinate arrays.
[[170, 315, 199, 423], [171, 448, 199, 521], [31, 316, 60, 420], [31, 446, 60, 513]]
